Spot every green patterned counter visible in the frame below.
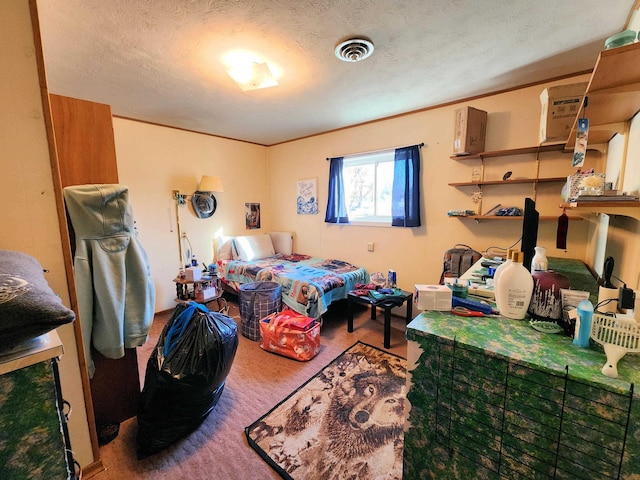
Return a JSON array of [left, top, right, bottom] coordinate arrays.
[[0, 332, 73, 480], [403, 260, 640, 480]]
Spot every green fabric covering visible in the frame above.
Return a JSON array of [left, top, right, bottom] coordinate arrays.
[[404, 258, 640, 479], [0, 361, 70, 479]]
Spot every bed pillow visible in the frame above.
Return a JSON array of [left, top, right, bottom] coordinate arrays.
[[0, 250, 75, 350], [215, 235, 235, 261], [269, 232, 293, 255], [232, 234, 275, 261]]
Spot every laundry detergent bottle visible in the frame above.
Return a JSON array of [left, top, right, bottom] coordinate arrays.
[[497, 251, 534, 320], [494, 249, 516, 313]]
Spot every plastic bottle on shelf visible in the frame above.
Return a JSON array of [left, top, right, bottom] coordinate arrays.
[[191, 254, 198, 267], [531, 246, 548, 272], [497, 251, 534, 320], [573, 299, 594, 348], [493, 249, 516, 310]]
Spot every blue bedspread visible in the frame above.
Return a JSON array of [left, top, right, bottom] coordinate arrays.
[[219, 253, 369, 318]]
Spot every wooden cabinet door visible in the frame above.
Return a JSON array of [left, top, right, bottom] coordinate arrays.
[[49, 94, 119, 187], [50, 94, 140, 430]]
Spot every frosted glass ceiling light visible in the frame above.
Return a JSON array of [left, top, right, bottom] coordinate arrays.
[[227, 62, 278, 91]]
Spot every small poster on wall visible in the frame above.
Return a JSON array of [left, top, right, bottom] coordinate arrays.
[[246, 203, 261, 229], [297, 178, 318, 215]]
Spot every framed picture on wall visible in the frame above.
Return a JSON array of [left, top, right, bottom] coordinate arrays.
[[297, 178, 318, 214], [246, 203, 261, 229]]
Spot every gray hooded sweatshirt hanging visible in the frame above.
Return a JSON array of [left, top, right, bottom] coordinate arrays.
[[63, 184, 156, 377]]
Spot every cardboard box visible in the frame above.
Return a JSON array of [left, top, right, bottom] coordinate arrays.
[[539, 82, 588, 144], [414, 284, 452, 311], [453, 106, 487, 155]]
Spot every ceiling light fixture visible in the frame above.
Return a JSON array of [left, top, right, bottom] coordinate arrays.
[[335, 37, 374, 62], [227, 61, 278, 91]]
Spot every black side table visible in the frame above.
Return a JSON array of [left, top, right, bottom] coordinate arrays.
[[347, 290, 413, 349]]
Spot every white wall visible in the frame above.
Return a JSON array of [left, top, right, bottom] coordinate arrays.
[[602, 112, 640, 291], [0, 0, 93, 467], [111, 75, 610, 308], [113, 119, 269, 312], [268, 77, 596, 293], [101, 65, 640, 317]]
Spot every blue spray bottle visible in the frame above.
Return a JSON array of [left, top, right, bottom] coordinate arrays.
[[573, 299, 594, 348]]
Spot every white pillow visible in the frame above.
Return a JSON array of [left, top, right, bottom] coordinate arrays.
[[269, 232, 293, 255], [233, 234, 275, 261], [214, 235, 235, 261]]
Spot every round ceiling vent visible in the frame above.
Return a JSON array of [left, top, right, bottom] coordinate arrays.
[[335, 38, 374, 62]]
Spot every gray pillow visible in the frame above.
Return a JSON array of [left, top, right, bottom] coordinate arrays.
[[0, 250, 75, 350]]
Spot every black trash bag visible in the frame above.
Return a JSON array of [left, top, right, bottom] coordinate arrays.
[[136, 301, 238, 459]]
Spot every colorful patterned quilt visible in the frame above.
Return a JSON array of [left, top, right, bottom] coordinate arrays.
[[218, 253, 369, 318]]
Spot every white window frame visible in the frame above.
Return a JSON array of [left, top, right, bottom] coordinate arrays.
[[342, 150, 394, 226]]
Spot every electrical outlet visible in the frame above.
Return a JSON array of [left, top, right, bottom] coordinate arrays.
[[367, 242, 374, 252]]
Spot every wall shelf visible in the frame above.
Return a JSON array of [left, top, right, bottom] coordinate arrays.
[[450, 215, 582, 222], [450, 143, 566, 161], [562, 201, 640, 221], [566, 42, 640, 148], [449, 176, 567, 187], [561, 42, 640, 222], [449, 144, 572, 216]]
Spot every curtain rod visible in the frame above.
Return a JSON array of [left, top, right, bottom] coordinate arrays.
[[326, 142, 424, 160]]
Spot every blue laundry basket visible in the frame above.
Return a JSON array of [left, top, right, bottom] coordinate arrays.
[[239, 281, 282, 341]]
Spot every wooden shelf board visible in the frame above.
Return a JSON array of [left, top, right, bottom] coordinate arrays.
[[588, 42, 640, 93], [449, 177, 567, 187], [566, 42, 640, 147], [450, 144, 566, 161], [566, 200, 639, 208], [566, 122, 627, 148], [562, 201, 640, 221], [450, 215, 582, 222]]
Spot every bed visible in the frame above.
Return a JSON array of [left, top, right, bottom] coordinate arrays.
[[215, 232, 369, 319]]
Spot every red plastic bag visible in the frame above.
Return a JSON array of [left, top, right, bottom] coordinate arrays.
[[259, 309, 320, 361]]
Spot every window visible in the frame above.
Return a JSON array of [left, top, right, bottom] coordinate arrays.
[[325, 144, 422, 227], [342, 151, 394, 224]]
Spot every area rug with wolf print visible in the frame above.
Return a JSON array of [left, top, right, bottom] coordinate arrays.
[[245, 341, 406, 480]]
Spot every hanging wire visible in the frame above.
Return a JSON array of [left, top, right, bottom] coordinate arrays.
[[484, 237, 521, 259], [181, 234, 194, 266], [595, 298, 618, 312]]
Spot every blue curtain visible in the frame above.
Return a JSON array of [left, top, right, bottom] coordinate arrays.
[[324, 156, 349, 223], [391, 145, 421, 227]]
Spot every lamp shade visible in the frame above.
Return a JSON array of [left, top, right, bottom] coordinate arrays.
[[199, 175, 224, 193]]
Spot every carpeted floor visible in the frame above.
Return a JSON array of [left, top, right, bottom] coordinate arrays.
[[92, 296, 408, 480]]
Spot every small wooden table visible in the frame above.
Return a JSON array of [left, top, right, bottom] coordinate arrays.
[[347, 289, 413, 349]]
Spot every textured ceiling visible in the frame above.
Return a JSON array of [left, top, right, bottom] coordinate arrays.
[[36, 0, 635, 146]]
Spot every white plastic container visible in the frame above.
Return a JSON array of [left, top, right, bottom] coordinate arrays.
[[497, 251, 534, 320], [493, 249, 515, 311], [531, 246, 548, 272]]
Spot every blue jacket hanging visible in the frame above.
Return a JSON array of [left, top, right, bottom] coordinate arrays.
[[64, 184, 156, 377]]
